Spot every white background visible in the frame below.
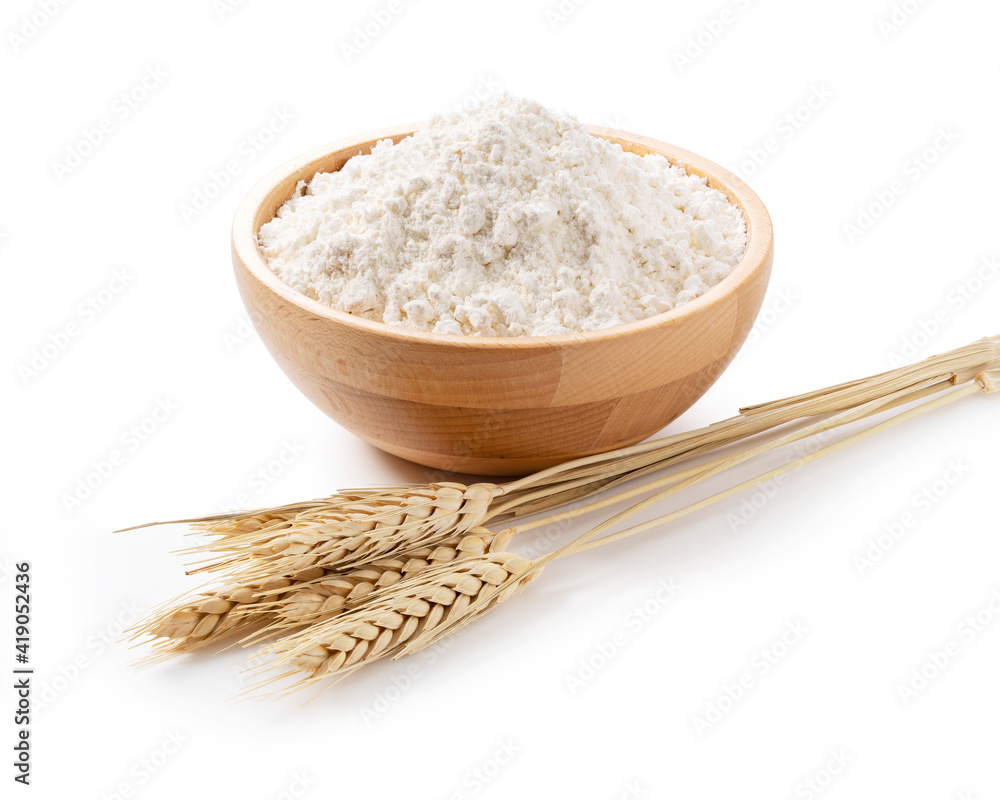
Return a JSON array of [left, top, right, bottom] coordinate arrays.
[[3, 0, 999, 797]]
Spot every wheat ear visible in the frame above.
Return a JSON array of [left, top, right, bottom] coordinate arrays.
[[130, 528, 514, 657], [181, 483, 500, 578], [256, 528, 513, 630], [128, 570, 318, 660], [251, 552, 537, 695]]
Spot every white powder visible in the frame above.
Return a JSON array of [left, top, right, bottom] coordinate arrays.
[[258, 94, 747, 337]]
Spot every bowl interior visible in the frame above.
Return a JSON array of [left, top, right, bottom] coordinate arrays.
[[240, 124, 767, 346]]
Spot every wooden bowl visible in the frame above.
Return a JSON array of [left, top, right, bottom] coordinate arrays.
[[232, 124, 773, 476]]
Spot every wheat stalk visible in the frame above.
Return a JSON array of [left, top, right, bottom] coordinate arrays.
[[126, 336, 998, 690], [545, 376, 992, 564], [251, 362, 997, 694], [120, 337, 999, 582]]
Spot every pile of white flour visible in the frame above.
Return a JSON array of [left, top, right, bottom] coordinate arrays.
[[258, 94, 747, 337]]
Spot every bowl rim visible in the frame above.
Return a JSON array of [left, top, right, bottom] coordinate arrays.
[[233, 123, 773, 350]]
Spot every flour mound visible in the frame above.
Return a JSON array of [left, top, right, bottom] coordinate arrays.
[[258, 94, 747, 337]]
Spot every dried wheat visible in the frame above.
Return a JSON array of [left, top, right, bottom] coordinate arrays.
[[253, 552, 537, 693], [183, 483, 501, 581], [262, 528, 511, 628], [132, 529, 512, 657], [125, 335, 998, 694], [133, 571, 316, 659]]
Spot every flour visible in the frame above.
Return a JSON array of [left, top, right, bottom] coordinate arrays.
[[258, 94, 747, 337]]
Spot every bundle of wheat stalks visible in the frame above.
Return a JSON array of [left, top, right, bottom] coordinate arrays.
[[126, 336, 998, 696]]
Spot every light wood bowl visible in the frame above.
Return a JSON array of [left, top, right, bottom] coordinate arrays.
[[233, 124, 773, 476]]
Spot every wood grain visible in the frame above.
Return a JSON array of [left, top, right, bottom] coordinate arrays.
[[232, 124, 774, 475]]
